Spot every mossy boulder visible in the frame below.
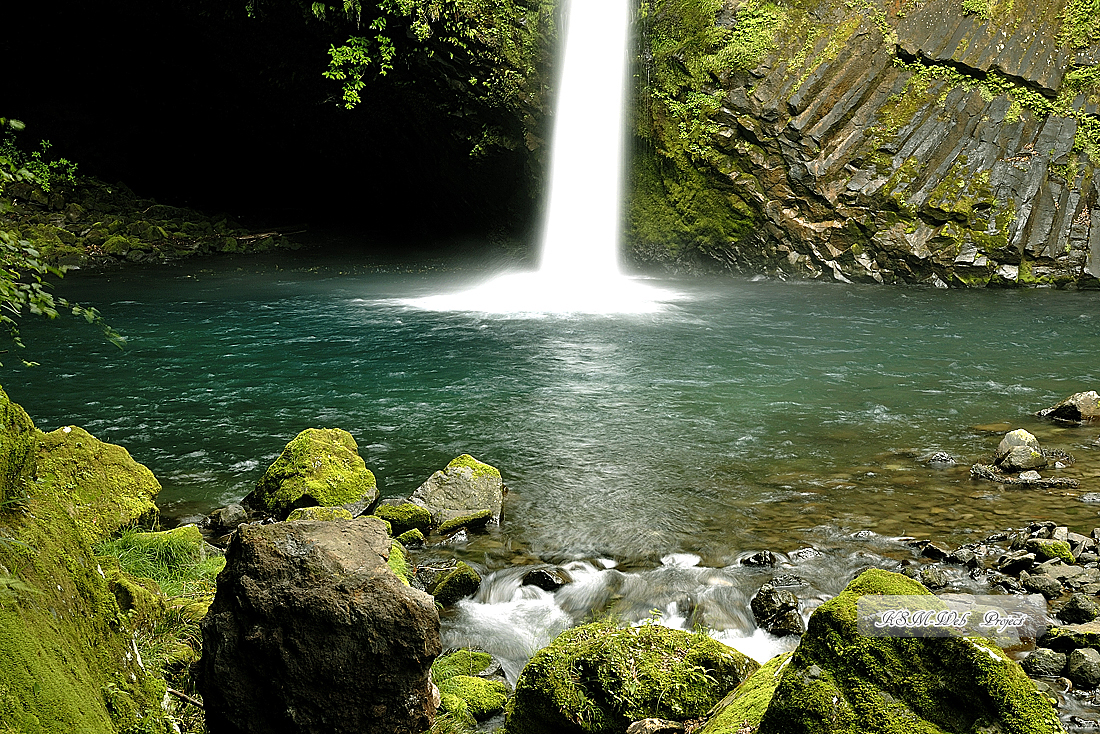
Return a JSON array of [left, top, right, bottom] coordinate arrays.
[[503, 621, 759, 733], [0, 386, 36, 509], [753, 569, 1061, 734], [700, 652, 792, 734], [243, 428, 378, 519], [286, 506, 354, 522], [438, 509, 493, 535], [396, 527, 425, 546], [431, 561, 482, 607], [411, 454, 505, 524], [1026, 538, 1075, 565], [439, 675, 509, 720], [34, 425, 160, 545], [373, 501, 433, 536]]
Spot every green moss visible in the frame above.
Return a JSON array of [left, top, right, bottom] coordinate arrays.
[[34, 425, 160, 546], [439, 675, 509, 720], [433, 561, 481, 607], [446, 454, 502, 481], [434, 649, 495, 682], [700, 651, 793, 734], [0, 387, 36, 510], [438, 509, 493, 535], [286, 505, 354, 521], [1025, 538, 1075, 564], [247, 428, 377, 517], [503, 620, 759, 733], [396, 527, 425, 545], [388, 539, 409, 585], [94, 525, 224, 601], [441, 692, 477, 727], [372, 501, 432, 535], [755, 569, 1061, 734], [0, 400, 171, 733]]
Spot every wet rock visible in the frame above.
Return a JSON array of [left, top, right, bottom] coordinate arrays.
[[207, 503, 247, 533], [741, 550, 779, 567], [750, 570, 1060, 733], [1036, 391, 1100, 424], [1019, 470, 1043, 483], [505, 621, 758, 732], [521, 567, 571, 592], [410, 454, 504, 524], [626, 719, 684, 734], [1022, 573, 1064, 600], [396, 527, 425, 547], [197, 516, 440, 734], [997, 429, 1042, 461], [430, 561, 482, 607], [1000, 446, 1048, 473], [1067, 649, 1100, 689], [241, 428, 378, 519], [1023, 648, 1067, 678], [946, 547, 981, 569], [1059, 594, 1100, 624], [437, 509, 493, 535], [769, 573, 807, 587], [751, 584, 805, 637], [925, 451, 956, 466], [919, 542, 950, 561], [918, 566, 950, 590], [1040, 620, 1100, 653]]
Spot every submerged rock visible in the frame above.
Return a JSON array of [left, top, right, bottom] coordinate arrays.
[[242, 428, 378, 519], [750, 584, 805, 637], [1036, 391, 1100, 424], [504, 620, 759, 733], [751, 569, 1061, 734], [410, 454, 504, 524], [197, 516, 440, 734], [521, 567, 571, 592]]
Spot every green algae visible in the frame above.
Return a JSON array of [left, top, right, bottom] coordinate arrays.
[[503, 620, 759, 733], [248, 427, 377, 518]]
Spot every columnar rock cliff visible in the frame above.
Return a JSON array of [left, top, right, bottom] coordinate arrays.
[[628, 0, 1100, 287]]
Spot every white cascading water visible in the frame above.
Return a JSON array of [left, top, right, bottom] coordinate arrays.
[[406, 0, 676, 314]]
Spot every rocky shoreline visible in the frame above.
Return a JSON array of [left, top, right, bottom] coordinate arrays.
[[3, 385, 1100, 732]]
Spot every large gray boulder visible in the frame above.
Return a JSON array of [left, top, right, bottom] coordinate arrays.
[[197, 517, 441, 734], [1036, 391, 1100, 424], [410, 454, 504, 524]]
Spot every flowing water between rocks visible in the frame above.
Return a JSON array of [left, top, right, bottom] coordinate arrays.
[[7, 257, 1100, 715]]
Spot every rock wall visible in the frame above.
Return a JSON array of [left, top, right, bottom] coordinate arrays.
[[628, 0, 1100, 287]]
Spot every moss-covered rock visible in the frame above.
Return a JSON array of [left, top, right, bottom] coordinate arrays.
[[396, 527, 426, 546], [438, 509, 493, 535], [1026, 538, 1076, 565], [286, 505, 354, 522], [754, 569, 1061, 734], [433, 649, 495, 681], [243, 428, 378, 519], [373, 501, 433, 536], [700, 652, 792, 734], [0, 386, 36, 509], [503, 621, 759, 733], [34, 425, 160, 545], [411, 454, 505, 522], [389, 539, 410, 585], [0, 396, 171, 734], [432, 561, 482, 607], [439, 675, 509, 720]]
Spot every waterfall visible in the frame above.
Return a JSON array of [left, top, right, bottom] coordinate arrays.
[[538, 0, 628, 278], [406, 0, 676, 315]]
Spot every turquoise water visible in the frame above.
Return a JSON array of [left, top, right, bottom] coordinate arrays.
[[5, 255, 1100, 566]]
